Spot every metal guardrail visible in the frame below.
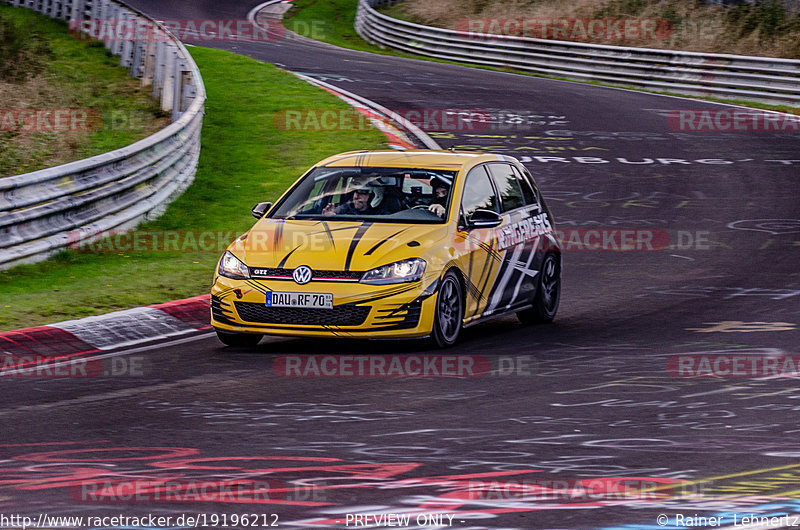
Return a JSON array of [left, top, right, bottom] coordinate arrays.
[[356, 0, 800, 106], [0, 0, 205, 269]]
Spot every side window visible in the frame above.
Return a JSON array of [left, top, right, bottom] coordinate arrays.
[[487, 163, 525, 212], [460, 166, 499, 220], [300, 178, 330, 213], [511, 165, 537, 207]]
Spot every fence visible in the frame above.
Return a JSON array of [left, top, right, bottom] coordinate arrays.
[[0, 0, 205, 269], [356, 0, 800, 106]]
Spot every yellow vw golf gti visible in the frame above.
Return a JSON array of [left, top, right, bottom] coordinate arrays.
[[211, 150, 561, 348]]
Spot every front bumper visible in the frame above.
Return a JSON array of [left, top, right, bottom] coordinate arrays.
[[211, 275, 439, 339]]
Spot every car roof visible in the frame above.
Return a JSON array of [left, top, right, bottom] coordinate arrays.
[[316, 150, 520, 170]]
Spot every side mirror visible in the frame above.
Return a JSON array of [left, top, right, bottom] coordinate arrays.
[[251, 202, 272, 219], [468, 209, 503, 229]]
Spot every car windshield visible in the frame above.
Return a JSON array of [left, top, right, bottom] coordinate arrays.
[[269, 166, 457, 223]]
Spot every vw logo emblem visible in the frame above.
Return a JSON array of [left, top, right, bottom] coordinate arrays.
[[293, 265, 313, 285]]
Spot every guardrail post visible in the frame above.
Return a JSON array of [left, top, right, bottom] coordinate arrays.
[[152, 38, 166, 99], [102, 1, 115, 50], [141, 34, 156, 87], [171, 57, 186, 121], [130, 23, 146, 78], [69, 0, 85, 23], [118, 10, 133, 67], [160, 44, 177, 114], [111, 6, 125, 56], [88, 0, 103, 22], [180, 69, 196, 114]]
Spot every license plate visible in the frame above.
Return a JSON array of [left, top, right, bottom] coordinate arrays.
[[266, 291, 333, 309]]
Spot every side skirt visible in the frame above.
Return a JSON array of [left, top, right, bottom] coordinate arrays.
[[463, 302, 533, 328]]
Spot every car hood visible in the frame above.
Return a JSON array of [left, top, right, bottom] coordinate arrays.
[[232, 219, 449, 272]]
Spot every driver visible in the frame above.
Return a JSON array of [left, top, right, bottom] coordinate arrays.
[[322, 177, 383, 216]]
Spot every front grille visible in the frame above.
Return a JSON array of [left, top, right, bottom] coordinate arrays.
[[211, 295, 234, 322], [249, 268, 363, 281], [374, 300, 423, 329], [234, 302, 370, 326]]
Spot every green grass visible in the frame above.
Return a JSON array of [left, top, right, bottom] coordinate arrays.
[[284, 0, 799, 113], [0, 4, 169, 177], [284, 0, 376, 52], [0, 46, 387, 331]]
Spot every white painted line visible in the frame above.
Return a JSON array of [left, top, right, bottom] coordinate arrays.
[[246, 0, 287, 25], [682, 386, 748, 398], [291, 72, 441, 149]]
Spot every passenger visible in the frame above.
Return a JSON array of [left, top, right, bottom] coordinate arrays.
[[428, 177, 450, 218]]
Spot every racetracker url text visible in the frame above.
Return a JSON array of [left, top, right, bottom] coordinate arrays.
[[0, 512, 279, 529]]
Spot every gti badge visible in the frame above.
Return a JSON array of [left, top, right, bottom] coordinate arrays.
[[293, 265, 313, 285]]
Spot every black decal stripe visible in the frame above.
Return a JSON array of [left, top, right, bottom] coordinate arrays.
[[311, 225, 362, 234], [485, 253, 512, 305], [420, 278, 439, 298], [477, 245, 500, 298], [339, 283, 418, 305], [345, 223, 372, 271], [365, 228, 410, 256], [245, 281, 272, 294], [320, 221, 336, 249], [465, 277, 482, 302], [277, 245, 302, 269], [505, 244, 537, 308], [465, 233, 503, 262], [336, 284, 413, 305], [273, 222, 284, 251]]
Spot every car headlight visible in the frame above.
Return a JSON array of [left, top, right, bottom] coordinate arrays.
[[360, 258, 426, 285], [218, 251, 250, 280]]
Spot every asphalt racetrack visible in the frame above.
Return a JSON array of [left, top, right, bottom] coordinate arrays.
[[2, 1, 800, 528]]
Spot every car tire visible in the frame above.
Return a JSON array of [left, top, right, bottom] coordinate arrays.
[[216, 330, 263, 347], [517, 253, 560, 325], [431, 270, 464, 348]]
